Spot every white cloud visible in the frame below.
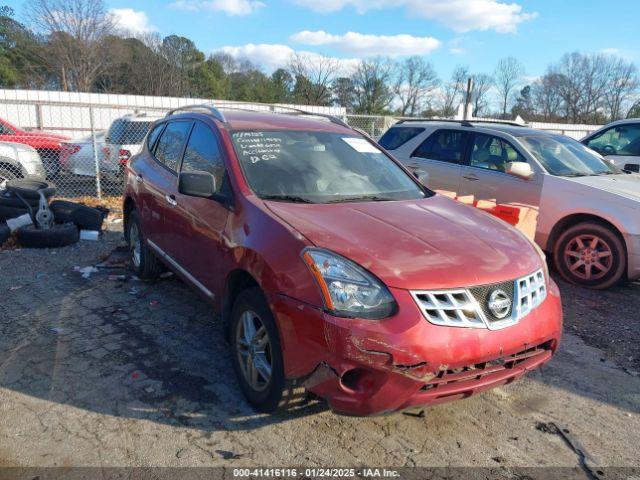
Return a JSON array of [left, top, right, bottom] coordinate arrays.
[[217, 43, 359, 73], [290, 30, 440, 57], [290, 0, 536, 33], [170, 0, 265, 15], [109, 8, 157, 34]]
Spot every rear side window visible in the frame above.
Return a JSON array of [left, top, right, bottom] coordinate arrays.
[[147, 124, 165, 152], [108, 119, 155, 145], [154, 121, 192, 172], [378, 126, 425, 150], [412, 130, 468, 164], [182, 122, 226, 194]]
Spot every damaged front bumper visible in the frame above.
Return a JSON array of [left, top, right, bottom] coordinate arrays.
[[270, 280, 563, 416]]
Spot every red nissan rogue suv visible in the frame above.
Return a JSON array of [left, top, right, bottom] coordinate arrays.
[[123, 105, 562, 416]]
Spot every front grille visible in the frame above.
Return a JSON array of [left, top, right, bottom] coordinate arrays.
[[411, 269, 547, 330], [469, 280, 514, 324]]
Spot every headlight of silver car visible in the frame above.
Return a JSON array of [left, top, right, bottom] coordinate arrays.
[[302, 247, 397, 319]]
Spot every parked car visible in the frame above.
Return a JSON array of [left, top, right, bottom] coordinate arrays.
[[0, 117, 70, 178], [0, 141, 45, 188], [123, 106, 562, 416], [102, 113, 163, 179], [581, 119, 640, 172], [59, 132, 107, 177], [380, 119, 640, 289]]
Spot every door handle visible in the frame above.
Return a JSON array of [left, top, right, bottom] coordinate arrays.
[[165, 194, 178, 206], [463, 174, 479, 181]]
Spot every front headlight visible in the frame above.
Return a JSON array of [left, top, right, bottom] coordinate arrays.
[[302, 248, 397, 319]]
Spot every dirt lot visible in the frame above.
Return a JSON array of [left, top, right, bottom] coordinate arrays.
[[0, 221, 639, 476]]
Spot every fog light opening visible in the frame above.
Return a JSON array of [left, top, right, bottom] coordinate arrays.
[[340, 368, 374, 394]]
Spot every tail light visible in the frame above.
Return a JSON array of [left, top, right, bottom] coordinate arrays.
[[59, 144, 81, 167], [101, 146, 111, 161], [118, 149, 131, 165]]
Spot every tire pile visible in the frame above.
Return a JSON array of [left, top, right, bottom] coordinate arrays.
[[0, 180, 107, 249]]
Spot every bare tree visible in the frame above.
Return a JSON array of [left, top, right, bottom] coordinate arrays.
[[603, 56, 639, 121], [393, 56, 439, 116], [532, 72, 565, 121], [352, 58, 394, 114], [26, 0, 115, 92], [551, 52, 613, 123], [440, 66, 469, 117], [494, 57, 524, 117], [288, 52, 340, 105], [471, 73, 493, 117]]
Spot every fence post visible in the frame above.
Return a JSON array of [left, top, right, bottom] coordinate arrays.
[[89, 107, 102, 200]]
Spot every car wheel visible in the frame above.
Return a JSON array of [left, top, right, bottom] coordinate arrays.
[[230, 288, 303, 413], [0, 221, 10, 244], [17, 223, 79, 249], [553, 222, 626, 289], [0, 205, 29, 221], [0, 168, 17, 190], [127, 209, 162, 279]]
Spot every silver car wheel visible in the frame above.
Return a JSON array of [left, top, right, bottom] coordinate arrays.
[[564, 234, 613, 281], [236, 310, 272, 392], [129, 222, 142, 268]]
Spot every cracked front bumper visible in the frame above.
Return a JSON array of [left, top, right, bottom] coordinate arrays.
[[271, 280, 562, 416]]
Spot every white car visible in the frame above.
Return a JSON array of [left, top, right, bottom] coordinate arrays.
[[582, 119, 640, 173], [60, 132, 106, 177], [0, 141, 45, 189], [102, 113, 163, 179]]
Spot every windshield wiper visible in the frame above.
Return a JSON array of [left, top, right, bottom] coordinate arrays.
[[261, 194, 314, 203], [326, 195, 395, 203], [560, 173, 589, 177]]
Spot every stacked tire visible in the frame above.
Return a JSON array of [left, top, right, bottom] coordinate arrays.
[[0, 180, 56, 221]]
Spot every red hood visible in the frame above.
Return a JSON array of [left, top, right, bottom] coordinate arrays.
[[265, 195, 542, 290]]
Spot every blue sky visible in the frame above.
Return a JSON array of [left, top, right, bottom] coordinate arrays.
[[7, 0, 639, 79]]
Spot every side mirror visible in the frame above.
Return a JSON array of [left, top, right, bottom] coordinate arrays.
[[178, 171, 216, 198], [412, 168, 430, 187], [505, 162, 534, 180]]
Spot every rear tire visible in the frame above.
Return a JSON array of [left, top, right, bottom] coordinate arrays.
[[230, 288, 303, 413], [17, 223, 79, 249], [0, 221, 10, 244], [553, 222, 626, 289], [126, 209, 162, 279]]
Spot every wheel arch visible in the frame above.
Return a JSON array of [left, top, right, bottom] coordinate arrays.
[[221, 269, 261, 339], [122, 196, 135, 242], [0, 158, 24, 178], [547, 213, 628, 261]]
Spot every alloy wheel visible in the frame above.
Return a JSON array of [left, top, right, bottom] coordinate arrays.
[[129, 222, 142, 268], [563, 234, 613, 281], [235, 310, 273, 392]]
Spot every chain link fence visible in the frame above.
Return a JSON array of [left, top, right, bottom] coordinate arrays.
[[0, 95, 602, 202]]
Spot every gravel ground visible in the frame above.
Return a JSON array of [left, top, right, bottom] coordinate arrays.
[[0, 221, 639, 474]]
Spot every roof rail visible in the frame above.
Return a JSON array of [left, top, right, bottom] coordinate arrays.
[[167, 102, 351, 130], [395, 118, 526, 128], [220, 102, 351, 129], [166, 104, 227, 123]]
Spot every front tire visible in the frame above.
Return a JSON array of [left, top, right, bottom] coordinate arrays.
[[553, 222, 626, 289], [230, 288, 302, 413], [126, 209, 162, 280]]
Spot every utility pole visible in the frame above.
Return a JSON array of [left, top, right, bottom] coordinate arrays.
[[463, 77, 474, 120]]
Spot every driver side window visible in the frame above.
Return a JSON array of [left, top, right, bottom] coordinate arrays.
[[469, 134, 526, 172], [586, 124, 640, 156]]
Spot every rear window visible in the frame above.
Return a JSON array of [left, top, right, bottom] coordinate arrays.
[[108, 119, 155, 145], [378, 126, 425, 150]]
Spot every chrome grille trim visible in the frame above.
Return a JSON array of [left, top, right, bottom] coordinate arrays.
[[410, 290, 485, 328], [411, 269, 547, 330]]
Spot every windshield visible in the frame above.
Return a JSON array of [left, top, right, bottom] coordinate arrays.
[[519, 135, 622, 177], [231, 130, 428, 203]]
